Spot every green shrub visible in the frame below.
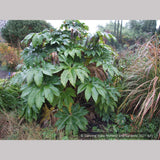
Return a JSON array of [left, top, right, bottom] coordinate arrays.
[[12, 20, 121, 134], [1, 20, 52, 48]]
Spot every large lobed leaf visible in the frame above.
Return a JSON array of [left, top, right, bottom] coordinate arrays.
[[55, 104, 88, 135], [60, 63, 89, 87]]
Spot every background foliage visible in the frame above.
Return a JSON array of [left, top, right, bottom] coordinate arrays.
[[98, 20, 157, 49], [0, 43, 21, 70], [1, 20, 52, 48]]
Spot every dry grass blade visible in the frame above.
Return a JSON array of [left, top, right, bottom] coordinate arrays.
[[119, 35, 160, 126]]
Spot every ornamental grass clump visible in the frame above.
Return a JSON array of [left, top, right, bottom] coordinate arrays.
[[119, 35, 160, 126]]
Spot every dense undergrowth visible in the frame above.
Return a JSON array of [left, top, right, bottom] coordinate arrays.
[[0, 110, 159, 140], [0, 78, 159, 140]]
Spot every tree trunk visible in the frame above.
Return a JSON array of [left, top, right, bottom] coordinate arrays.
[[114, 20, 117, 36], [117, 20, 120, 42], [119, 20, 123, 43]]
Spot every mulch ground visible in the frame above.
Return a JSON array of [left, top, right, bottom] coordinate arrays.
[[0, 113, 10, 139]]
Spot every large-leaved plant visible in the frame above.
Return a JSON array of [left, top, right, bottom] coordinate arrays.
[[11, 20, 121, 134]]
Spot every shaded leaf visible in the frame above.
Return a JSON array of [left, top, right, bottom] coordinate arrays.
[[85, 85, 92, 101], [35, 90, 45, 109], [61, 70, 69, 87], [44, 86, 54, 104], [34, 70, 43, 87], [27, 70, 34, 85], [92, 87, 98, 103]]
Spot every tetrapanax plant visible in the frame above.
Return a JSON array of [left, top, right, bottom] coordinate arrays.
[[11, 20, 121, 134]]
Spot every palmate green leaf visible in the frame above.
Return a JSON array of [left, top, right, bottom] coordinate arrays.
[[25, 105, 31, 121], [42, 63, 63, 75], [31, 33, 44, 47], [38, 34, 44, 45], [102, 63, 121, 77], [72, 116, 84, 130], [31, 106, 39, 120], [54, 116, 65, 128], [32, 33, 39, 48], [95, 85, 106, 98], [35, 89, 45, 109], [41, 69, 52, 76], [61, 70, 69, 87], [44, 86, 54, 104], [34, 70, 43, 87], [96, 61, 102, 67], [95, 87, 120, 114], [50, 40, 60, 45], [64, 50, 70, 57], [60, 63, 89, 87], [91, 87, 98, 103], [85, 85, 92, 102], [63, 88, 76, 107], [49, 84, 60, 96], [76, 69, 85, 83], [64, 49, 82, 59], [57, 99, 63, 109], [22, 33, 35, 45], [78, 65, 90, 74], [65, 87, 76, 97], [115, 90, 121, 97], [108, 91, 118, 102], [69, 69, 76, 87], [70, 50, 76, 58], [21, 86, 33, 98], [55, 104, 88, 135], [108, 33, 116, 41], [66, 121, 79, 136], [64, 95, 74, 108], [52, 87, 75, 109], [76, 67, 89, 83], [111, 66, 121, 76], [28, 88, 39, 107], [22, 104, 39, 122], [75, 49, 82, 58], [77, 83, 87, 94], [65, 118, 77, 135], [78, 78, 106, 102], [107, 66, 114, 77], [52, 66, 63, 74], [56, 115, 70, 130], [74, 107, 88, 117], [52, 94, 63, 109], [42, 31, 51, 43], [27, 70, 35, 85], [74, 116, 87, 131], [32, 104, 39, 114]]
